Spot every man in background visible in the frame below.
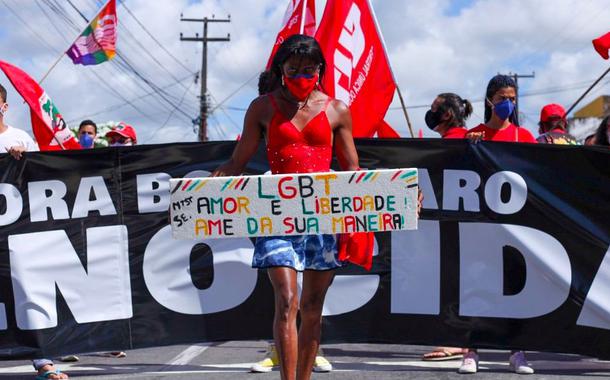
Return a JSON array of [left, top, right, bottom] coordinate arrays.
[[536, 103, 578, 145]]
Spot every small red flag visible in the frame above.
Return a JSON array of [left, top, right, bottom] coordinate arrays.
[[376, 120, 400, 138], [266, 0, 316, 70], [0, 60, 81, 150], [593, 32, 610, 60], [315, 0, 396, 138]]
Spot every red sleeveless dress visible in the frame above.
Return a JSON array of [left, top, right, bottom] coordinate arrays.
[[266, 95, 333, 174]]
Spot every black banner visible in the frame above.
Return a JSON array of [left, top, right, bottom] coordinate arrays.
[[0, 139, 609, 359]]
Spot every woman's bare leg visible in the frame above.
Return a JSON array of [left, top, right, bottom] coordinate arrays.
[[296, 270, 335, 380], [268, 267, 299, 380]]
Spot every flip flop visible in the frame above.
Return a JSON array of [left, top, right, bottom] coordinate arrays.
[[422, 349, 464, 361], [35, 369, 64, 380]]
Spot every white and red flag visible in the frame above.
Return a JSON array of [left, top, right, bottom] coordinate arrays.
[[266, 0, 316, 69], [0, 60, 81, 150], [315, 0, 398, 138]]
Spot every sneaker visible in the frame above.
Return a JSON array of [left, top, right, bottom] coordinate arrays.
[[250, 344, 279, 373], [107, 351, 126, 358], [509, 351, 534, 375], [458, 351, 479, 374], [313, 355, 333, 372], [59, 354, 79, 362]]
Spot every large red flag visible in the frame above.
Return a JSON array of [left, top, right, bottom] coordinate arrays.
[[593, 32, 610, 60], [315, 0, 396, 138], [266, 0, 316, 69], [0, 60, 81, 150]]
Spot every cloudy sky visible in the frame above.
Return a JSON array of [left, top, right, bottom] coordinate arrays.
[[1, 0, 609, 143]]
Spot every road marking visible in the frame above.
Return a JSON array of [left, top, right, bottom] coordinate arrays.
[[162, 343, 213, 368]]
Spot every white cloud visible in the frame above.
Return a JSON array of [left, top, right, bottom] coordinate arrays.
[[1, 0, 609, 143]]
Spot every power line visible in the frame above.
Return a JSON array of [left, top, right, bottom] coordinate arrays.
[[118, 0, 196, 75], [147, 78, 197, 142]]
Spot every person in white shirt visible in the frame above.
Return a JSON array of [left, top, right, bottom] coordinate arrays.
[[0, 83, 67, 380], [0, 84, 38, 157]]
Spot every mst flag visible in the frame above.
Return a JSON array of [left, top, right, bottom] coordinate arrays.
[[0, 60, 81, 150], [67, 0, 117, 66], [266, 0, 316, 69], [315, 0, 396, 137]]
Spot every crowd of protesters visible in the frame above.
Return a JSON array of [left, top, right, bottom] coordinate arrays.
[[1, 55, 609, 379]]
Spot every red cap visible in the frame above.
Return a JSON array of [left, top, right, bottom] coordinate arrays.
[[106, 122, 137, 142], [540, 104, 566, 122]]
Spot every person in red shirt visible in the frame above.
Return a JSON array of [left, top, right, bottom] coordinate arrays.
[[459, 75, 536, 376], [536, 103, 578, 145], [425, 93, 473, 139], [466, 75, 536, 143]]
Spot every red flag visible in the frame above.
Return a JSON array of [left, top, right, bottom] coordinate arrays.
[[376, 120, 400, 138], [315, 0, 396, 138], [0, 60, 81, 150], [266, 0, 316, 69], [593, 32, 610, 60]]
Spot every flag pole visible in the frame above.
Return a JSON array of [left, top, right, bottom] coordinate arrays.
[[565, 65, 610, 115], [39, 0, 112, 84], [299, 0, 307, 34], [367, 0, 414, 138]]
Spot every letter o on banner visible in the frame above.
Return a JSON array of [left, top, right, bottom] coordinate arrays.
[[0, 184, 22, 226], [484, 171, 527, 215], [143, 226, 256, 314]]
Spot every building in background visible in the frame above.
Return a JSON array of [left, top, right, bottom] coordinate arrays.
[[569, 95, 610, 141]]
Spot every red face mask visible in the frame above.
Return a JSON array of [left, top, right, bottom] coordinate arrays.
[[283, 73, 319, 101]]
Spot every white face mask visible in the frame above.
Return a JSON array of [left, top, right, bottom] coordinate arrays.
[[110, 141, 133, 147]]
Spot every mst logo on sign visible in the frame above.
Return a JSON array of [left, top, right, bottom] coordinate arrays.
[[333, 3, 365, 105]]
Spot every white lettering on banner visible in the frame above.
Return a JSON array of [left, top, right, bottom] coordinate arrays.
[[137, 170, 210, 214], [459, 223, 571, 319], [484, 171, 527, 215], [418, 169, 438, 210], [9, 226, 132, 330], [334, 2, 365, 105], [0, 303, 5, 330], [318, 237, 380, 316], [577, 245, 610, 329], [443, 170, 481, 212], [143, 225, 257, 314], [28, 177, 117, 222], [0, 184, 22, 227], [391, 221, 441, 315], [28, 180, 70, 222], [72, 177, 117, 218], [137, 173, 171, 213], [442, 170, 528, 214]]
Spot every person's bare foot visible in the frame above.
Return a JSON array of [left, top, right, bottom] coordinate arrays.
[[422, 347, 467, 361], [37, 364, 68, 379]]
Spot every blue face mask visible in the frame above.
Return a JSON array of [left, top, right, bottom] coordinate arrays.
[[79, 133, 94, 149], [493, 99, 515, 121]]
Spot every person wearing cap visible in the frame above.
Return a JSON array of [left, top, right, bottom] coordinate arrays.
[[106, 122, 137, 146], [537, 104, 578, 145]]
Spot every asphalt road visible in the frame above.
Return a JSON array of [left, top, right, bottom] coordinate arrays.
[[2, 342, 609, 379]]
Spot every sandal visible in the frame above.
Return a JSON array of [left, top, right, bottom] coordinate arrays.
[[422, 348, 465, 361]]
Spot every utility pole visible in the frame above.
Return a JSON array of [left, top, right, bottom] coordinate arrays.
[[505, 71, 535, 126], [180, 14, 230, 142]]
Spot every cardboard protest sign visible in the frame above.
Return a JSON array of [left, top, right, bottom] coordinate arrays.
[[169, 169, 418, 239]]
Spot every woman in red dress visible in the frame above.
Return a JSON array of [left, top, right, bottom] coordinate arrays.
[[213, 35, 359, 380]]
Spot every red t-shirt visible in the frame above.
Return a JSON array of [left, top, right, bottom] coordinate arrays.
[[466, 123, 537, 143], [442, 127, 468, 139]]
